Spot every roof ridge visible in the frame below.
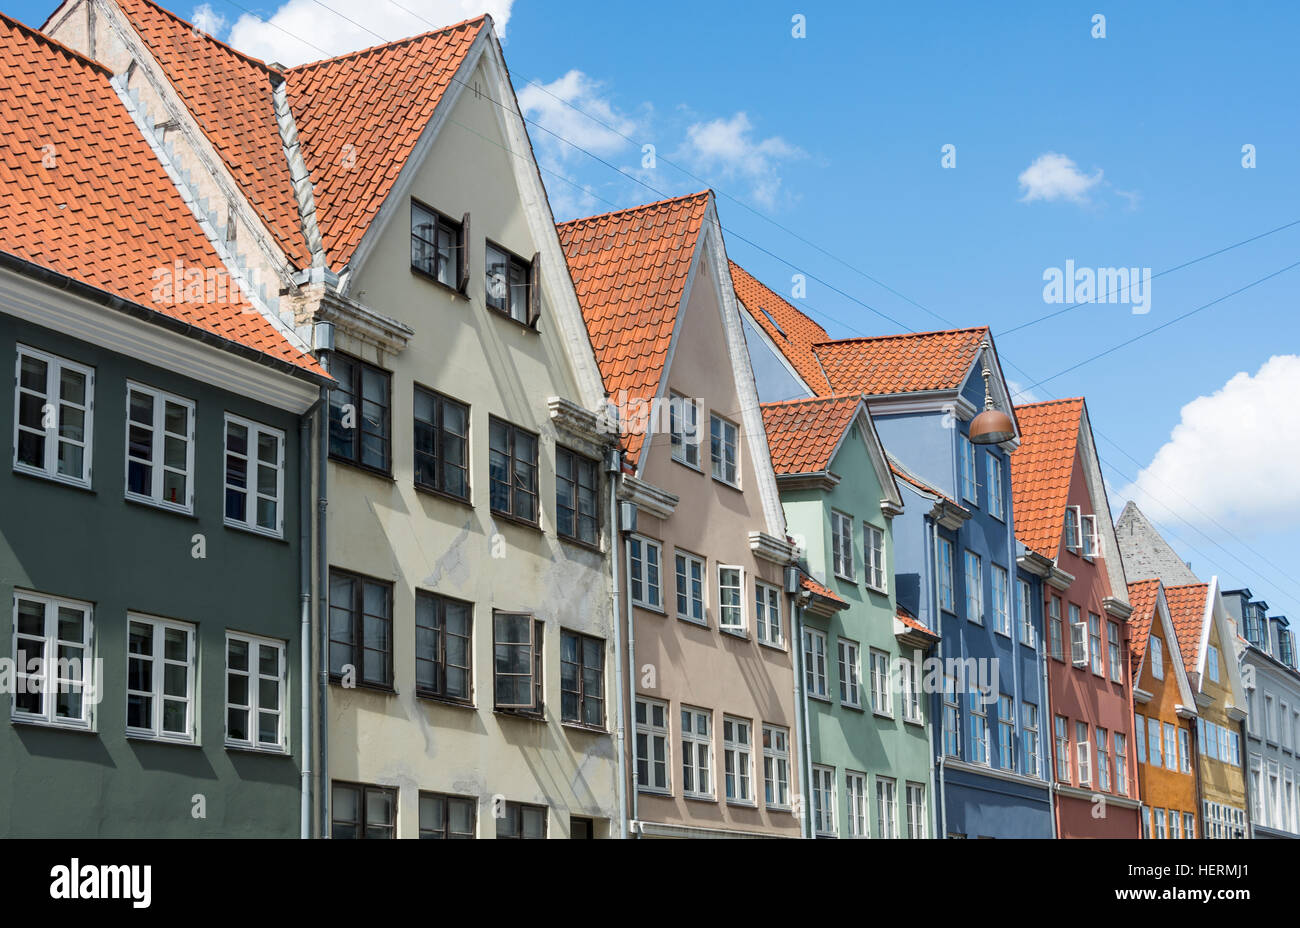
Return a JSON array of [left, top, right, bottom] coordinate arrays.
[[558, 190, 712, 229], [812, 325, 988, 348], [286, 15, 488, 72], [1015, 396, 1085, 410], [1, 11, 112, 75], [119, 0, 279, 73], [759, 393, 862, 408]]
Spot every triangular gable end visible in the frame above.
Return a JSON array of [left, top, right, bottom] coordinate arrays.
[[1138, 585, 1198, 711], [1077, 400, 1129, 606], [1199, 576, 1248, 710], [955, 334, 1021, 451]]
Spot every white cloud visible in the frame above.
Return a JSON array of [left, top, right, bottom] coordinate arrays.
[[1119, 355, 1300, 528], [190, 3, 226, 36], [1007, 378, 1043, 404], [1018, 152, 1103, 204], [518, 70, 642, 163], [677, 112, 804, 209], [222, 0, 513, 66]]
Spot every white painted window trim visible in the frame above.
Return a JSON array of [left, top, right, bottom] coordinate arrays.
[[831, 509, 855, 582], [864, 522, 886, 593], [722, 715, 754, 806], [869, 648, 892, 717], [635, 697, 671, 794], [10, 590, 94, 730], [708, 412, 740, 487], [845, 770, 868, 838], [669, 391, 702, 471], [223, 413, 286, 538], [964, 549, 983, 625], [875, 776, 898, 839], [838, 638, 861, 708], [717, 564, 745, 634], [986, 450, 1004, 520], [125, 613, 197, 744], [224, 630, 287, 753], [992, 564, 1010, 636], [762, 723, 791, 810], [674, 550, 706, 625], [805, 628, 829, 700], [681, 706, 714, 799], [13, 344, 94, 487], [754, 580, 783, 647], [629, 535, 664, 611], [124, 381, 195, 514], [812, 764, 837, 837]]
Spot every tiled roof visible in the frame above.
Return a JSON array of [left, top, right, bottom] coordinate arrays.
[[283, 18, 485, 267], [811, 326, 987, 396], [888, 456, 964, 512], [557, 192, 712, 460], [896, 603, 940, 640], [1009, 398, 1084, 557], [1127, 579, 1162, 679], [1165, 583, 1210, 678], [729, 261, 831, 392], [801, 575, 847, 607], [760, 395, 862, 475], [0, 14, 323, 376], [112, 0, 311, 267]]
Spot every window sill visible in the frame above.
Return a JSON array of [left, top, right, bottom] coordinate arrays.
[[671, 455, 703, 474], [486, 305, 539, 333], [683, 793, 717, 804], [840, 702, 865, 713], [865, 584, 888, 596], [11, 715, 95, 734], [414, 482, 474, 510], [719, 628, 749, 641], [637, 787, 673, 797], [410, 265, 468, 299], [757, 639, 788, 653], [833, 573, 856, 585], [808, 694, 832, 705], [633, 601, 667, 617], [125, 494, 196, 518], [330, 679, 397, 696], [126, 732, 199, 748], [710, 475, 743, 493], [494, 708, 546, 724], [11, 465, 94, 493], [558, 533, 603, 556], [417, 692, 476, 710], [561, 721, 608, 736], [329, 454, 396, 482], [677, 614, 708, 629], [1020, 639, 1038, 650], [491, 510, 544, 534], [225, 742, 290, 757], [224, 519, 287, 542], [725, 799, 758, 809], [904, 716, 925, 728], [994, 629, 1011, 639], [872, 711, 896, 722]]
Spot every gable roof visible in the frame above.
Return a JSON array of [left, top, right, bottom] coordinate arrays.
[[111, 0, 311, 267], [760, 395, 863, 475], [557, 192, 712, 460], [281, 18, 486, 267], [1009, 398, 1085, 557], [0, 13, 323, 377], [1116, 501, 1202, 587], [107, 0, 486, 271], [811, 326, 989, 396], [729, 261, 831, 392], [1166, 582, 1211, 678], [1127, 579, 1162, 677]]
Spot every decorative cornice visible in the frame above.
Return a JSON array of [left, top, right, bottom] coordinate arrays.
[[1133, 686, 1153, 705], [548, 397, 616, 450], [749, 531, 794, 565], [1175, 704, 1199, 720], [894, 618, 940, 650], [881, 498, 905, 518], [1017, 549, 1054, 578], [617, 474, 679, 520], [1046, 564, 1075, 592], [932, 499, 970, 531], [1055, 784, 1142, 810], [801, 590, 846, 618], [943, 758, 1051, 793], [316, 288, 413, 354], [1226, 705, 1247, 722], [1103, 596, 1132, 620], [775, 471, 840, 491]]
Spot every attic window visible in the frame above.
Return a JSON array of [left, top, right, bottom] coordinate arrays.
[[761, 308, 787, 338], [411, 200, 465, 292]]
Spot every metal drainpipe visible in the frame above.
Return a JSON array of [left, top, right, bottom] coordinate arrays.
[[1039, 589, 1058, 839], [606, 451, 629, 839], [315, 342, 331, 837], [299, 402, 319, 839], [931, 519, 947, 839], [621, 500, 640, 837], [791, 592, 813, 839]]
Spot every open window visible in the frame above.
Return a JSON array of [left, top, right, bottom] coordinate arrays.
[[1080, 513, 1099, 558], [1070, 619, 1089, 667], [1064, 505, 1082, 552]]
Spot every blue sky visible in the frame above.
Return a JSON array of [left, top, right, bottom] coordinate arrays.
[[13, 0, 1300, 616]]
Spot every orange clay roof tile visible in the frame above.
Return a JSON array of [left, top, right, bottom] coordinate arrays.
[[801, 575, 847, 607], [760, 394, 862, 475], [1165, 583, 1211, 678], [729, 261, 831, 392], [811, 327, 988, 396], [1009, 398, 1085, 558], [1127, 579, 1162, 678], [557, 192, 711, 460], [0, 13, 323, 377]]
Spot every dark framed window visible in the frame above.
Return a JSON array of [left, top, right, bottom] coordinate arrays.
[[419, 791, 476, 838], [489, 417, 538, 524], [331, 782, 396, 839], [413, 386, 469, 499], [485, 242, 534, 324], [561, 630, 605, 727], [411, 201, 466, 291], [497, 801, 546, 838], [494, 611, 543, 713], [329, 353, 391, 474], [415, 591, 472, 701], [556, 447, 599, 546], [328, 569, 393, 689], [569, 816, 594, 839]]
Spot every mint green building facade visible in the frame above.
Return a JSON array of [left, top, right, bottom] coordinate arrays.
[[765, 396, 936, 838]]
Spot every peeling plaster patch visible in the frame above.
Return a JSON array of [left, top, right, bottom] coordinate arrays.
[[418, 515, 477, 590]]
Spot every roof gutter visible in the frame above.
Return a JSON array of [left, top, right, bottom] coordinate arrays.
[[0, 250, 333, 389]]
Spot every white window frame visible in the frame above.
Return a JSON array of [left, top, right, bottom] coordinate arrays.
[[628, 535, 663, 610], [959, 434, 977, 504], [869, 648, 892, 717], [1076, 721, 1092, 786], [901, 657, 922, 723], [224, 631, 287, 752], [762, 724, 790, 809], [938, 537, 955, 612], [1150, 636, 1164, 680], [680, 706, 713, 799], [1049, 595, 1064, 660], [635, 697, 671, 794], [1096, 727, 1111, 791], [669, 392, 701, 470], [905, 782, 927, 839], [1023, 703, 1040, 777], [864, 523, 886, 593], [1064, 505, 1082, 552], [1070, 605, 1088, 668], [717, 565, 745, 634], [1080, 513, 1099, 558], [1136, 714, 1146, 763], [223, 413, 285, 538], [13, 345, 94, 487], [992, 564, 1010, 636], [1108, 621, 1122, 683], [1207, 645, 1220, 683], [812, 765, 837, 837], [1114, 732, 1129, 795], [10, 591, 94, 729], [722, 716, 754, 805], [943, 675, 961, 757], [964, 550, 983, 624], [986, 450, 1004, 520], [124, 381, 195, 514], [1179, 726, 1191, 774], [845, 771, 869, 838], [126, 613, 197, 744], [1164, 721, 1179, 772], [804, 628, 828, 699], [1089, 612, 1104, 676], [1055, 715, 1071, 781], [831, 510, 855, 581], [838, 638, 862, 708], [875, 776, 898, 839], [998, 694, 1015, 770], [674, 550, 706, 625], [969, 693, 989, 765], [754, 580, 783, 647], [708, 412, 739, 486], [1017, 578, 1035, 647]]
